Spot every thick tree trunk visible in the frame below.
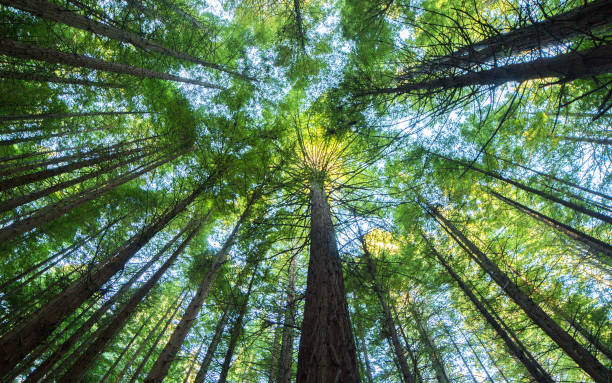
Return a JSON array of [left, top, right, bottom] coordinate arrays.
[[193, 308, 230, 383], [0, 149, 185, 243], [427, 205, 612, 382], [0, 39, 223, 89], [488, 189, 612, 261], [361, 236, 414, 383], [0, 70, 122, 87], [57, 218, 204, 382], [143, 191, 258, 383], [1, 0, 250, 81], [218, 267, 258, 383], [296, 181, 361, 382], [407, 0, 612, 73], [0, 110, 147, 123], [0, 175, 212, 373], [24, 222, 193, 383], [377, 44, 612, 95], [278, 253, 297, 383]]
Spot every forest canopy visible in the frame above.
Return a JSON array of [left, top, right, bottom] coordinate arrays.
[[0, 0, 611, 382]]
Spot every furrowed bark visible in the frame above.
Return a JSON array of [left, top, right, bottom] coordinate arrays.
[[296, 181, 361, 382], [0, 39, 223, 89], [426, 205, 612, 382]]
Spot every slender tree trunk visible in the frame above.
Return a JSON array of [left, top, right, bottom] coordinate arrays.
[[0, 127, 104, 146], [361, 236, 414, 383], [143, 191, 259, 383], [559, 135, 612, 145], [434, 151, 612, 224], [296, 181, 361, 382], [218, 266, 259, 383], [457, 327, 495, 383], [127, 292, 187, 383], [488, 189, 612, 261], [99, 318, 149, 383], [355, 323, 374, 383], [472, 329, 511, 383], [2, 0, 250, 81], [442, 324, 479, 383], [278, 253, 297, 383], [24, 222, 193, 383], [426, 205, 612, 382], [0, 173, 213, 373], [193, 307, 230, 383], [293, 0, 306, 50], [0, 110, 147, 123], [57, 217, 204, 382], [0, 148, 186, 243], [268, 310, 283, 383], [0, 70, 122, 87], [375, 44, 612, 95], [182, 337, 206, 383], [0, 39, 223, 89], [408, 0, 612, 73]]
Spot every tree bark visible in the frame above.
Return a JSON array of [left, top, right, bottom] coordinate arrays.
[[426, 205, 612, 382], [182, 338, 206, 383], [0, 174, 213, 373], [376, 44, 612, 95], [278, 253, 297, 383], [559, 135, 612, 145], [488, 189, 612, 262], [268, 309, 283, 383], [143, 190, 259, 383], [1, 0, 250, 81], [99, 318, 149, 383], [0, 39, 223, 89], [57, 217, 205, 382], [0, 148, 185, 243], [296, 181, 361, 382], [0, 70, 122, 87], [193, 308, 230, 383], [360, 236, 414, 383], [0, 110, 147, 123]]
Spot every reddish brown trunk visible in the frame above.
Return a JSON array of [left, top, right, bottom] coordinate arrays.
[[296, 181, 360, 382], [427, 205, 611, 382], [278, 253, 297, 383], [0, 39, 223, 89]]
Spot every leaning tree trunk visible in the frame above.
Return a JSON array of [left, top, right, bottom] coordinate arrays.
[[218, 266, 259, 383], [361, 236, 415, 383], [426, 205, 612, 383], [143, 191, 259, 383], [0, 70, 122, 87], [296, 181, 361, 382], [0, 39, 223, 89], [52, 217, 205, 382], [0, 175, 214, 373], [193, 307, 230, 383], [99, 318, 149, 383], [376, 44, 612, 95], [278, 252, 297, 383], [558, 136, 612, 146], [1, 0, 250, 81], [488, 189, 612, 262]]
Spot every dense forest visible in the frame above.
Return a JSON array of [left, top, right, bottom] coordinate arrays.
[[0, 0, 611, 382]]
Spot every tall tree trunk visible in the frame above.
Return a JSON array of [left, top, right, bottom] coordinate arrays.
[[296, 181, 361, 382], [293, 0, 306, 50], [355, 321, 374, 383], [488, 189, 612, 261], [0, 39, 223, 89], [192, 308, 230, 383], [143, 190, 259, 383], [426, 205, 612, 382], [99, 318, 149, 383], [24, 221, 194, 383], [407, 0, 612, 73], [278, 253, 297, 383], [0, 70, 122, 87], [268, 310, 283, 383], [182, 338, 206, 383], [441, 324, 479, 383], [457, 327, 494, 383], [2, 0, 250, 81], [127, 291, 187, 383], [360, 236, 415, 383], [0, 110, 147, 123], [193, 307, 230, 383], [218, 266, 259, 383], [375, 44, 612, 95], [0, 174, 214, 373], [558, 135, 612, 145], [0, 127, 104, 146], [57, 217, 204, 382], [0, 148, 186, 243]]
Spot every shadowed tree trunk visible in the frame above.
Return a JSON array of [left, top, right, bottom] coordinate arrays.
[[296, 180, 361, 382], [143, 190, 259, 383], [1, 0, 250, 81], [0, 70, 122, 87], [0, 39, 223, 89], [426, 205, 612, 383], [193, 306, 230, 383], [0, 110, 147, 123], [278, 252, 297, 383], [268, 309, 283, 383]]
